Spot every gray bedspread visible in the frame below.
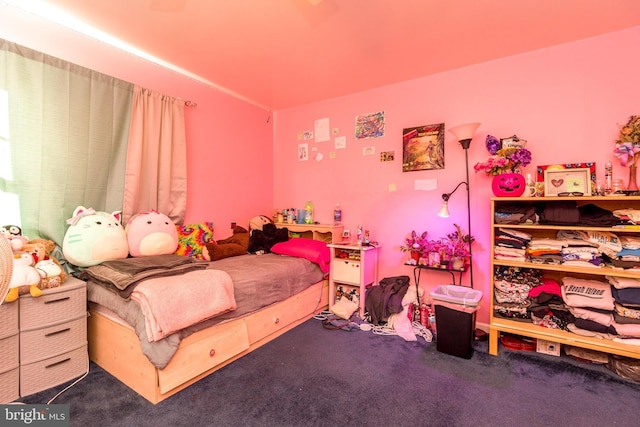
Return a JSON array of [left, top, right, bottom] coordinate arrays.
[[87, 253, 324, 369]]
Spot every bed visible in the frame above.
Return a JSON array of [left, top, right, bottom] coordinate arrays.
[[83, 247, 330, 404]]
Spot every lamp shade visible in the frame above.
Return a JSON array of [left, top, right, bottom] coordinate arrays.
[[448, 122, 481, 142], [437, 201, 450, 218]]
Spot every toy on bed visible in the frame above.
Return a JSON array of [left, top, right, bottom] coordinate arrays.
[[202, 226, 249, 261], [24, 238, 66, 288], [5, 249, 42, 303], [63, 206, 129, 267], [1, 225, 28, 252], [126, 210, 179, 257], [248, 222, 289, 254]]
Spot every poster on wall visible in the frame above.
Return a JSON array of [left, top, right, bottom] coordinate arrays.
[[402, 123, 445, 172], [355, 111, 385, 139]]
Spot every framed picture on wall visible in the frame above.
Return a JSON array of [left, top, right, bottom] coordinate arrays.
[[544, 168, 592, 196], [402, 123, 445, 172]]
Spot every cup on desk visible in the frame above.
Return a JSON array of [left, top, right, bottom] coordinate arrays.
[[297, 209, 305, 224]]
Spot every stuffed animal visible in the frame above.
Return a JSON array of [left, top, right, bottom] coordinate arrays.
[[125, 210, 179, 257], [202, 226, 249, 261], [248, 215, 273, 232], [5, 251, 42, 303], [1, 225, 28, 252], [24, 238, 66, 288], [62, 206, 129, 267], [248, 223, 289, 254]]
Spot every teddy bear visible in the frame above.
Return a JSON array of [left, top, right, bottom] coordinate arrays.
[[23, 238, 67, 288], [1, 225, 28, 252], [5, 251, 43, 303], [202, 226, 250, 261], [247, 223, 289, 254]]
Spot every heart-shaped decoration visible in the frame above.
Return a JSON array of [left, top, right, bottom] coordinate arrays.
[[551, 179, 564, 188]]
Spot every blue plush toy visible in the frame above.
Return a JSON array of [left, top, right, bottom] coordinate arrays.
[[62, 206, 129, 267]]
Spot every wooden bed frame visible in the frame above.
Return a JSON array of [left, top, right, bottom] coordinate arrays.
[[87, 280, 328, 404]]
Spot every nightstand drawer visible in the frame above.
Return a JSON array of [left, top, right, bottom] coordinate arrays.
[[332, 260, 361, 284], [20, 316, 87, 364], [0, 367, 19, 404], [20, 344, 88, 397], [0, 334, 19, 369], [0, 302, 18, 338], [20, 279, 87, 330]]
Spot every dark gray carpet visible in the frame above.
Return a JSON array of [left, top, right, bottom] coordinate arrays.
[[19, 318, 640, 427]]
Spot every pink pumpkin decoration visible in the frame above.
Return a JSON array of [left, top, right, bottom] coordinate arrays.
[[126, 210, 179, 257], [492, 173, 526, 197]]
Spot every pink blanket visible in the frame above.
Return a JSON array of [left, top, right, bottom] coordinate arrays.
[[130, 269, 236, 342]]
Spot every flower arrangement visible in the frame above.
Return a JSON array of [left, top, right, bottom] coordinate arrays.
[[474, 135, 532, 175], [442, 224, 474, 259], [400, 230, 429, 255], [613, 115, 640, 167]]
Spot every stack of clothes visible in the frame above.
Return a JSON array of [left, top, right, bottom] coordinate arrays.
[[527, 237, 565, 265], [527, 277, 574, 330], [557, 230, 605, 268], [609, 235, 640, 270], [493, 266, 542, 321], [607, 276, 640, 345], [494, 228, 532, 262], [561, 276, 617, 338]]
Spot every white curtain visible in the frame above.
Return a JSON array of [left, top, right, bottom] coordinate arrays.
[[123, 86, 187, 225]]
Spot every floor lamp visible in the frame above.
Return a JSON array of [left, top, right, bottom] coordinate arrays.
[[439, 122, 487, 341], [438, 122, 481, 289]]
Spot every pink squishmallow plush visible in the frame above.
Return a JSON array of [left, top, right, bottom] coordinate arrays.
[[125, 210, 178, 257], [63, 206, 129, 267]]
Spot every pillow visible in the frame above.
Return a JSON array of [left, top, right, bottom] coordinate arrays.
[[271, 238, 330, 273], [175, 222, 214, 259], [203, 242, 247, 261]]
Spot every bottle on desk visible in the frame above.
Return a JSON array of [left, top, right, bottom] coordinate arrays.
[[334, 203, 342, 225], [304, 200, 314, 224]]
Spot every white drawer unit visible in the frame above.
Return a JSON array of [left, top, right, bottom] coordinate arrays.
[[18, 277, 88, 398], [0, 301, 19, 403], [328, 243, 379, 317]]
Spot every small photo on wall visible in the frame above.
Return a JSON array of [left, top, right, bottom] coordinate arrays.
[[298, 143, 309, 161], [402, 123, 444, 172]]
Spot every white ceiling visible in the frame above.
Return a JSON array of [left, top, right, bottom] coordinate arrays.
[[16, 0, 640, 110]]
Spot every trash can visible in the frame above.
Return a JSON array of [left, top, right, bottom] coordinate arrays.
[[430, 285, 483, 359]]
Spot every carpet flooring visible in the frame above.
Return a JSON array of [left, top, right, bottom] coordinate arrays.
[[18, 317, 640, 427]]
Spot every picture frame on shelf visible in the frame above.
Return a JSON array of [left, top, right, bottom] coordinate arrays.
[[536, 162, 597, 195], [544, 167, 592, 196]]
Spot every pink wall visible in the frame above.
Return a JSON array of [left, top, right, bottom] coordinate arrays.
[[0, 6, 274, 237], [3, 5, 640, 326], [273, 26, 640, 325]]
